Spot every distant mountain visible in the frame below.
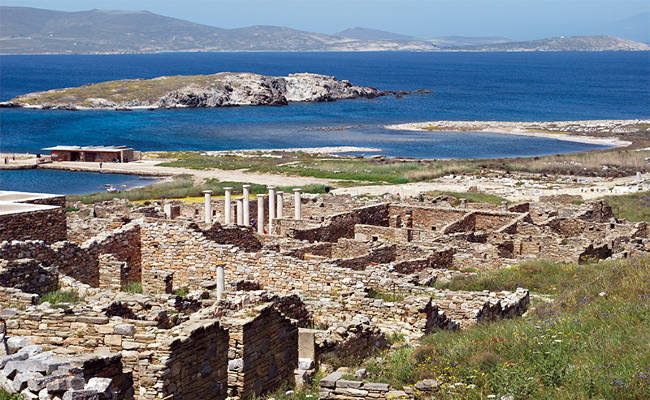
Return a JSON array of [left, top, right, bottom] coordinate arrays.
[[456, 35, 650, 52], [336, 27, 414, 41], [0, 7, 437, 53], [428, 36, 512, 48], [0, 7, 647, 54]]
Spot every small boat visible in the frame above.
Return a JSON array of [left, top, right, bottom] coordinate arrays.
[[104, 184, 119, 193]]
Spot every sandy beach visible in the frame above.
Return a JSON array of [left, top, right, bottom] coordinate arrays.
[[385, 119, 649, 148]]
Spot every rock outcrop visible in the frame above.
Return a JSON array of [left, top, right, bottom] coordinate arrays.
[[2, 73, 386, 110]]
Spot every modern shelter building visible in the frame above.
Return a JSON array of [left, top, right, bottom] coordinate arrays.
[[42, 145, 136, 162]]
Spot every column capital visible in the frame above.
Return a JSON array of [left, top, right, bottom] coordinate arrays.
[[202, 190, 213, 194], [242, 184, 251, 188], [257, 194, 266, 198], [293, 188, 302, 192], [223, 187, 233, 191]]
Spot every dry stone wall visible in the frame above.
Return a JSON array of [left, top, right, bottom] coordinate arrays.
[[222, 304, 298, 399], [0, 207, 66, 245]]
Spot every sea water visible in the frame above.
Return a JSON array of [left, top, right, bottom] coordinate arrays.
[[0, 51, 648, 193]]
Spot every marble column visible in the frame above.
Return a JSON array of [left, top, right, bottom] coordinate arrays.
[[242, 184, 251, 226], [293, 188, 302, 220], [277, 191, 284, 219], [202, 190, 212, 224], [216, 264, 225, 300], [268, 186, 276, 233], [257, 194, 265, 234], [236, 198, 244, 225], [224, 187, 232, 225]]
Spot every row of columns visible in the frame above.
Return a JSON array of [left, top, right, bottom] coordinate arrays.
[[202, 186, 302, 234]]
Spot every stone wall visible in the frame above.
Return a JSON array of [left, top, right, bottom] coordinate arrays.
[[0, 258, 58, 295], [286, 204, 390, 243], [98, 254, 131, 292], [388, 205, 466, 231], [0, 222, 141, 287], [0, 286, 38, 309], [138, 319, 229, 400], [222, 303, 298, 399], [0, 207, 66, 244], [3, 305, 229, 400]]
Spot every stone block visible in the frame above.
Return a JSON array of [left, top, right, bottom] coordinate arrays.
[[320, 371, 344, 388], [85, 378, 112, 399], [113, 324, 135, 336], [62, 390, 100, 400]]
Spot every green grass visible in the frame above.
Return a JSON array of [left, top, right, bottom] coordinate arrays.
[[424, 190, 509, 206], [39, 290, 81, 304], [0, 390, 23, 400], [435, 259, 597, 295], [67, 175, 330, 204], [355, 256, 650, 399], [600, 190, 650, 222], [367, 288, 405, 302], [122, 282, 143, 294], [250, 371, 323, 400], [174, 287, 189, 297]]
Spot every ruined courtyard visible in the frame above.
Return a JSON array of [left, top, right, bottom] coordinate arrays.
[[0, 184, 648, 400]]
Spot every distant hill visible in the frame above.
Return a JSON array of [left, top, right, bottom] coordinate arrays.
[[1, 7, 647, 54], [428, 36, 512, 48], [0, 7, 437, 53], [336, 27, 414, 41], [457, 35, 650, 51]]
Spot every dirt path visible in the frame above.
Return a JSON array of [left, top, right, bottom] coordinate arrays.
[[38, 160, 336, 186]]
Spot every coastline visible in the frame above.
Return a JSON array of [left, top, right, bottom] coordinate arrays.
[[384, 119, 648, 148]]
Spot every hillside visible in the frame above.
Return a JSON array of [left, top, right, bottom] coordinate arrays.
[[1, 7, 647, 54], [459, 35, 650, 51], [0, 7, 437, 53], [1, 72, 386, 110], [336, 27, 415, 41]]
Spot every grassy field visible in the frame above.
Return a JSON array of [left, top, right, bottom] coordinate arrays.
[[348, 256, 650, 399], [152, 148, 650, 187], [11, 73, 256, 106], [600, 190, 650, 222], [68, 175, 330, 204]]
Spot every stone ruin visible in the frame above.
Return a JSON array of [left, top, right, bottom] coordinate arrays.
[[0, 188, 647, 399]]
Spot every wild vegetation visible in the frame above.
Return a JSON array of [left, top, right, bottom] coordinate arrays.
[[601, 190, 650, 222], [153, 148, 650, 186], [345, 256, 649, 399], [39, 289, 81, 305]]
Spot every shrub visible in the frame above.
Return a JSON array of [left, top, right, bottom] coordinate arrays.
[[123, 282, 143, 294], [39, 290, 81, 305]]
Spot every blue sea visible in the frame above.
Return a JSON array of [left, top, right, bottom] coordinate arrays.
[[0, 51, 649, 193], [0, 169, 159, 195]]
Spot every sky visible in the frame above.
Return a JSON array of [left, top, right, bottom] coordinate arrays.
[[1, 0, 648, 40]]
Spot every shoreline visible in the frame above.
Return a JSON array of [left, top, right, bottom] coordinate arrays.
[[384, 119, 648, 148]]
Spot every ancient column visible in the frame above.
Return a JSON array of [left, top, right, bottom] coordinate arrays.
[[242, 184, 251, 226], [203, 190, 213, 224], [460, 198, 467, 209], [216, 264, 225, 300], [224, 187, 232, 225], [268, 186, 276, 233], [637, 171, 643, 183], [277, 191, 284, 219], [236, 198, 244, 225], [501, 201, 509, 212], [257, 194, 265, 234], [294, 188, 302, 220]]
